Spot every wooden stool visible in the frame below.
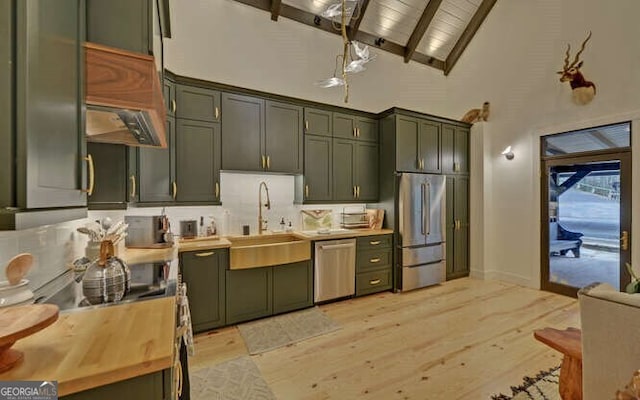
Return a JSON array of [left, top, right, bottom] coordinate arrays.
[[534, 327, 582, 400]]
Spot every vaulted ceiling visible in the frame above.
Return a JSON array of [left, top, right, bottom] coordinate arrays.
[[231, 0, 497, 75]]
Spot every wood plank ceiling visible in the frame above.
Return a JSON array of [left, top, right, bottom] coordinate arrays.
[[232, 0, 497, 74]]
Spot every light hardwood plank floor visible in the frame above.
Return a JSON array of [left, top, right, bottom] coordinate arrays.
[[190, 277, 579, 399]]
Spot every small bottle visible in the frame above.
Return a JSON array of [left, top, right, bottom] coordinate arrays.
[[279, 217, 286, 231], [287, 221, 293, 232]]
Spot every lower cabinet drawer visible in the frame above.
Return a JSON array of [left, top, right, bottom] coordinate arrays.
[[356, 249, 392, 272], [356, 268, 392, 296]]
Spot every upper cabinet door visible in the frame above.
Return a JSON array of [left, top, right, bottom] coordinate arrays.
[[138, 118, 176, 203], [333, 113, 357, 140], [221, 93, 264, 172], [176, 84, 221, 123], [163, 79, 175, 117], [332, 139, 357, 201], [442, 124, 469, 175], [441, 124, 455, 174], [17, 0, 85, 208], [395, 116, 420, 173], [87, 0, 150, 54], [454, 126, 470, 175], [356, 117, 378, 142], [265, 101, 303, 174], [87, 143, 128, 207], [304, 108, 332, 137], [356, 142, 379, 201], [418, 120, 441, 174], [176, 119, 220, 203], [304, 135, 332, 202]]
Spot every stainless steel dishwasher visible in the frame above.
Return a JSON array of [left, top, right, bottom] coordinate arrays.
[[314, 238, 356, 302]]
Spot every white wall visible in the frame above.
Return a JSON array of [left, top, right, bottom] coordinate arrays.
[[165, 0, 640, 288]]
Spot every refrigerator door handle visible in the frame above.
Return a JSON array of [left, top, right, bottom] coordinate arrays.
[[425, 182, 431, 235], [421, 183, 426, 235]]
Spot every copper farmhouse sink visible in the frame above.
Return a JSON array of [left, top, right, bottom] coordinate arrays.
[[227, 233, 310, 270]]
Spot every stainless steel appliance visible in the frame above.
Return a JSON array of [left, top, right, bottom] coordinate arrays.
[[125, 215, 172, 248], [314, 238, 356, 302], [397, 173, 446, 291]]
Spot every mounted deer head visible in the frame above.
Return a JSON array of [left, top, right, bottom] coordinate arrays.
[[557, 31, 596, 105]]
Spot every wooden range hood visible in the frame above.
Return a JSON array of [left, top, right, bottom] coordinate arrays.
[[85, 43, 167, 148]]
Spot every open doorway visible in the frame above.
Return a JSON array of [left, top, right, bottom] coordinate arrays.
[[541, 122, 631, 297]]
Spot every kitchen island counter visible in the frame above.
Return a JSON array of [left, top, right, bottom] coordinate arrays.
[[0, 296, 176, 397]]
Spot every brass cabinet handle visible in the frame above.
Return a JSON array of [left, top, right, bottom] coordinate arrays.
[[172, 181, 177, 199], [454, 162, 460, 172], [369, 279, 381, 285], [214, 106, 220, 120], [621, 231, 629, 251], [130, 175, 136, 199], [353, 186, 357, 198], [369, 257, 381, 263], [356, 185, 360, 198], [171, 99, 176, 113], [176, 360, 183, 397], [261, 155, 266, 169], [83, 154, 95, 196], [369, 240, 381, 245], [353, 127, 357, 137], [215, 182, 220, 199], [195, 251, 215, 257], [305, 184, 309, 198], [305, 120, 309, 132], [357, 127, 361, 137], [266, 155, 271, 169]]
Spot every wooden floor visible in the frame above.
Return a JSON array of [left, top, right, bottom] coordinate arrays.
[[190, 278, 579, 399]]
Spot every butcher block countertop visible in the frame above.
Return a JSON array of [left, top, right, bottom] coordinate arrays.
[[121, 246, 177, 264], [0, 297, 176, 396], [296, 228, 394, 240], [177, 230, 393, 252]]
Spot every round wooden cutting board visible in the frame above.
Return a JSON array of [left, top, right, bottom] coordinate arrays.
[[0, 304, 59, 373]]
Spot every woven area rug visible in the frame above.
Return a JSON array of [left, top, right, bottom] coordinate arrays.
[[190, 356, 276, 400], [238, 306, 341, 355], [491, 366, 560, 400]]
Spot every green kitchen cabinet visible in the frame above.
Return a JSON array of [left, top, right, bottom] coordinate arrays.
[[265, 100, 303, 174], [332, 139, 379, 202], [221, 94, 303, 174], [221, 92, 264, 172], [138, 118, 176, 203], [303, 135, 333, 202], [175, 119, 221, 204], [87, 0, 151, 54], [395, 115, 440, 173], [180, 249, 227, 332], [226, 267, 273, 325], [175, 84, 221, 123], [0, 0, 87, 229], [272, 261, 313, 315], [442, 124, 470, 175], [446, 175, 470, 280], [60, 369, 170, 400], [355, 235, 393, 296], [333, 113, 378, 142], [164, 79, 176, 117], [87, 143, 128, 209], [304, 107, 332, 137]]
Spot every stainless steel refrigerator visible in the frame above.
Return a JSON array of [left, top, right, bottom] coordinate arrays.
[[397, 173, 446, 291]]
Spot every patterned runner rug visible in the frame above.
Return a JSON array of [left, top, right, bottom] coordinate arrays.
[[238, 306, 341, 355], [491, 366, 560, 400], [190, 356, 276, 400]]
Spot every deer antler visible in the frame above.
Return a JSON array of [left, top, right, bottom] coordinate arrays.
[[569, 31, 592, 68], [562, 44, 571, 70]]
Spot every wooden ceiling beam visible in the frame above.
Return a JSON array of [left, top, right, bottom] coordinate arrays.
[[404, 0, 443, 63], [270, 0, 282, 21], [444, 0, 497, 76], [347, 0, 371, 40], [230, 0, 444, 70]]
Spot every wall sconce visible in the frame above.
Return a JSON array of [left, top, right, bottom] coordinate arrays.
[[501, 146, 514, 160]]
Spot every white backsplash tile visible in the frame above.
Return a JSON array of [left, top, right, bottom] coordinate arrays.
[[0, 171, 367, 290]]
